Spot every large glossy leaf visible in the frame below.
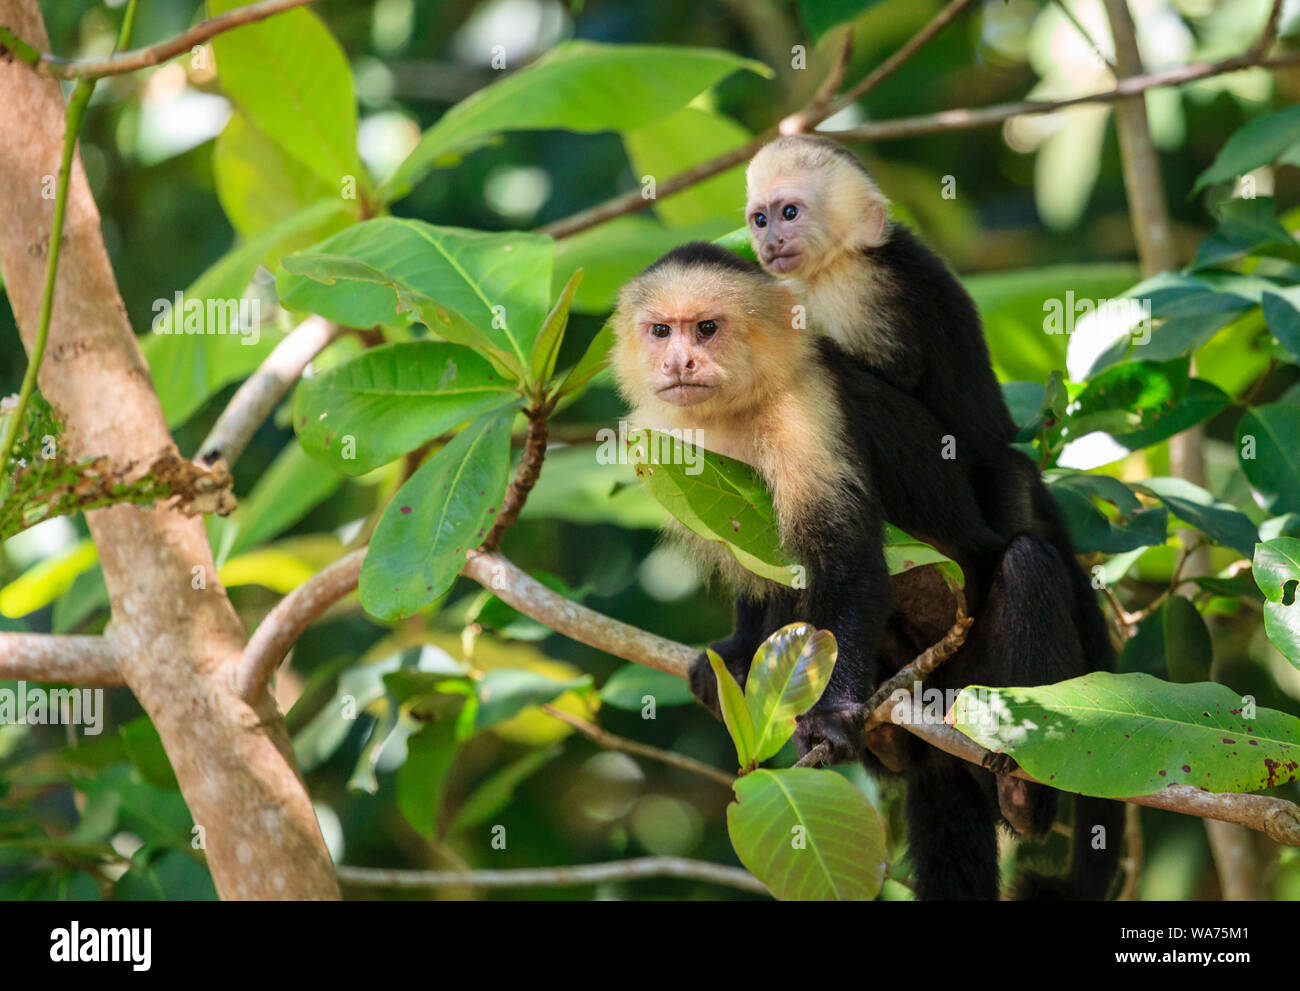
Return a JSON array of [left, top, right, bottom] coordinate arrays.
[[627, 428, 801, 587], [1254, 537, 1300, 667], [622, 106, 751, 227], [381, 41, 771, 200], [727, 768, 884, 901], [950, 671, 1300, 798], [279, 219, 553, 376], [1190, 197, 1300, 270], [293, 341, 522, 474], [210, 0, 362, 193], [1134, 477, 1259, 557], [1193, 104, 1300, 194], [745, 624, 837, 763], [359, 409, 513, 620], [1237, 403, 1300, 515], [141, 198, 344, 426]]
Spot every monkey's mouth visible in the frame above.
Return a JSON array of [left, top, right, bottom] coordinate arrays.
[[764, 250, 801, 274], [656, 382, 715, 406]]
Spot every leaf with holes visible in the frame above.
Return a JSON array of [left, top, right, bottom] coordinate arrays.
[[1254, 537, 1300, 667]]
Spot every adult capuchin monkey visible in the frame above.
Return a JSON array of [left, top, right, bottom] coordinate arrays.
[[610, 242, 1121, 900]]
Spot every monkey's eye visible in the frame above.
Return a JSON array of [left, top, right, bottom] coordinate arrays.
[[752, 212, 767, 229], [650, 323, 671, 338], [697, 320, 718, 338], [782, 204, 799, 221]]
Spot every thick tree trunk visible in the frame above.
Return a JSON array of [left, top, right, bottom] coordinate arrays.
[[0, 0, 338, 899]]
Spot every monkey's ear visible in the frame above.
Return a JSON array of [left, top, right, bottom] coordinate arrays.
[[861, 196, 888, 247]]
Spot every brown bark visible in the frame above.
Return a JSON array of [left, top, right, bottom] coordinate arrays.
[[0, 0, 337, 899]]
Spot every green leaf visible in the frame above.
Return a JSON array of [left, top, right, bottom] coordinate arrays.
[[447, 746, 561, 835], [210, 0, 362, 195], [950, 671, 1300, 798], [709, 649, 755, 768], [381, 41, 771, 201], [1261, 288, 1300, 364], [628, 428, 802, 587], [1106, 379, 1231, 453], [745, 624, 837, 763], [359, 409, 513, 620], [1193, 104, 1300, 194], [1237, 403, 1300, 516], [1049, 479, 1170, 554], [279, 218, 553, 375], [120, 719, 179, 791], [1190, 196, 1300, 270], [532, 269, 583, 384], [623, 106, 752, 227], [727, 768, 885, 900], [212, 110, 354, 256], [1134, 477, 1259, 557], [599, 664, 696, 710], [554, 324, 613, 400], [713, 226, 758, 262], [1161, 596, 1213, 683], [292, 341, 522, 475], [881, 523, 965, 590], [141, 198, 345, 427], [1254, 537, 1300, 667], [1071, 359, 1188, 424], [397, 716, 460, 837], [474, 670, 593, 731], [798, 0, 883, 41]]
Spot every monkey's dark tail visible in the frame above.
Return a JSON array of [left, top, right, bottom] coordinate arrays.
[[1015, 795, 1125, 900]]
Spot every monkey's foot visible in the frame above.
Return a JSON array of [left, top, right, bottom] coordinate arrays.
[[982, 751, 1020, 776], [863, 723, 914, 773], [997, 775, 1053, 838], [688, 650, 748, 720], [795, 705, 865, 765]]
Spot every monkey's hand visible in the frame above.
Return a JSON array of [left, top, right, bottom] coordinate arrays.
[[794, 705, 866, 765], [688, 650, 749, 720], [863, 722, 915, 773]]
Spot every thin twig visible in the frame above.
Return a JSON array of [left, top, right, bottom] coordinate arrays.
[[197, 315, 343, 469], [793, 740, 831, 767], [815, 0, 975, 125], [863, 589, 970, 726], [337, 857, 769, 895], [541, 703, 735, 787], [1052, 0, 1117, 73], [1251, 0, 1285, 57], [0, 0, 316, 79], [778, 27, 854, 135], [826, 50, 1300, 143], [0, 632, 122, 685], [481, 407, 549, 551]]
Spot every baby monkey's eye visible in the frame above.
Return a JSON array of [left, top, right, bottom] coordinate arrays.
[[782, 204, 799, 221], [651, 323, 671, 338], [697, 320, 718, 338], [752, 212, 767, 229]]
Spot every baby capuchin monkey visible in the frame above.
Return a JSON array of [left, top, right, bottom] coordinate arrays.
[[745, 133, 1119, 795], [611, 243, 1122, 900]]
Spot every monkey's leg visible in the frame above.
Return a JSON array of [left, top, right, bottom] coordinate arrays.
[[905, 748, 1000, 900], [689, 595, 769, 717]]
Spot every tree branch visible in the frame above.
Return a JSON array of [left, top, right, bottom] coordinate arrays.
[[481, 407, 549, 551], [863, 589, 970, 724], [0, 0, 317, 79], [540, 703, 736, 787], [197, 315, 343, 469], [0, 633, 122, 685], [826, 50, 1300, 143], [1252, 0, 1285, 57], [337, 857, 768, 895]]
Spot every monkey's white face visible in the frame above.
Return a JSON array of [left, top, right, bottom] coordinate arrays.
[[745, 175, 825, 277], [635, 305, 733, 407]]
